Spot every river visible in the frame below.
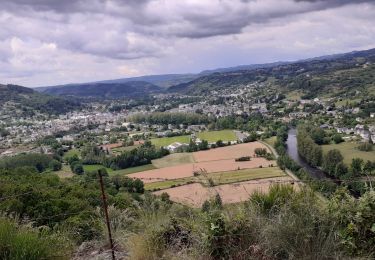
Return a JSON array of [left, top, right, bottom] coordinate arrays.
[[286, 128, 327, 179]]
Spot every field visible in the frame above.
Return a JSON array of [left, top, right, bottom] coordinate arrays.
[[54, 165, 74, 178], [150, 135, 191, 147], [63, 149, 79, 159], [83, 164, 156, 175], [197, 130, 237, 142], [111, 164, 156, 175], [145, 167, 285, 190], [152, 153, 195, 168], [111, 144, 141, 153], [154, 176, 294, 207], [321, 141, 375, 165], [193, 142, 269, 162], [83, 164, 114, 173]]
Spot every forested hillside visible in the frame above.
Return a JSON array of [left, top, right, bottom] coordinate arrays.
[[168, 48, 375, 97], [40, 81, 162, 99], [0, 84, 82, 115]]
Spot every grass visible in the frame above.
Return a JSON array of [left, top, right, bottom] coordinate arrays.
[[83, 164, 114, 173], [63, 149, 79, 159], [111, 164, 157, 175], [286, 90, 304, 101], [112, 144, 141, 153], [54, 165, 74, 179], [335, 98, 361, 107], [145, 166, 285, 191], [321, 141, 375, 165], [152, 153, 195, 168], [197, 130, 237, 142], [264, 136, 277, 147], [207, 167, 285, 185], [150, 135, 191, 147], [145, 178, 194, 191]]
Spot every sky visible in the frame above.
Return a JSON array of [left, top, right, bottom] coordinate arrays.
[[1, 0, 375, 87]]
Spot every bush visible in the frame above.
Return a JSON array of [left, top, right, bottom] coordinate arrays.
[[357, 142, 373, 152], [0, 217, 72, 260], [49, 159, 62, 171]]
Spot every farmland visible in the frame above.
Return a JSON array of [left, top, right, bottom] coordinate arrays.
[[126, 141, 288, 206], [151, 153, 195, 168], [321, 141, 375, 165], [154, 176, 294, 207], [150, 135, 191, 146], [144, 167, 285, 191], [197, 130, 237, 142]]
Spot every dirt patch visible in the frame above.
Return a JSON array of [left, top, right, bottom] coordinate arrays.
[[193, 142, 271, 162], [129, 158, 275, 183], [154, 176, 295, 207], [154, 183, 214, 207]]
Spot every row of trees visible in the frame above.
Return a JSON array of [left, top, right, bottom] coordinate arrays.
[[128, 112, 209, 125], [0, 153, 61, 173], [105, 141, 169, 170], [297, 125, 323, 167]]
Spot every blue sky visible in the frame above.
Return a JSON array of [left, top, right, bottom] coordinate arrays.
[[1, 0, 375, 87]]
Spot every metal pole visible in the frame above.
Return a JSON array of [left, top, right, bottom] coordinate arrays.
[[98, 169, 116, 260]]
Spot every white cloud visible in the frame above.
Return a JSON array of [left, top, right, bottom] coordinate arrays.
[[0, 0, 374, 87]]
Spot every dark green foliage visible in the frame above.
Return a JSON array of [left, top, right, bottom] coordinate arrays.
[[329, 189, 375, 256], [129, 112, 209, 125], [322, 149, 344, 176], [0, 153, 53, 173], [49, 159, 62, 171], [108, 142, 169, 170], [0, 217, 72, 260], [0, 84, 82, 115], [350, 158, 364, 177], [297, 125, 323, 167], [42, 81, 162, 98], [332, 134, 344, 144]]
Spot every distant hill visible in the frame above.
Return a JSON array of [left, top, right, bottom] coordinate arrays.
[[95, 74, 198, 89], [41, 81, 162, 98], [0, 84, 82, 115], [168, 48, 375, 96]]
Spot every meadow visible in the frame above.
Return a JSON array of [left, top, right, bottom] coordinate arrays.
[[321, 141, 375, 165], [150, 135, 191, 146], [197, 130, 237, 142]]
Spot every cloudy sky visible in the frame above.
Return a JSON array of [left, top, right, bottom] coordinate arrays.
[[1, 0, 375, 87]]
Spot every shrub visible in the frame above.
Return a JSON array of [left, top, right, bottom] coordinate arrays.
[[357, 142, 373, 152], [0, 217, 72, 260]]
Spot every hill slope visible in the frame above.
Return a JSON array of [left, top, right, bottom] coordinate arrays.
[[41, 81, 162, 98], [0, 84, 82, 115], [168, 48, 375, 96]]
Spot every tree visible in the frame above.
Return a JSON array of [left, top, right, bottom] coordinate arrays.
[[350, 158, 363, 177], [335, 162, 348, 178], [323, 149, 343, 176], [133, 179, 144, 193], [49, 159, 62, 171], [332, 134, 343, 144], [71, 162, 84, 175]]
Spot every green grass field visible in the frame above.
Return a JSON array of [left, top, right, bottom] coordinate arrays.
[[83, 164, 114, 173], [264, 136, 277, 147], [53, 165, 74, 179], [63, 149, 79, 159], [111, 144, 141, 153], [207, 167, 285, 185], [197, 130, 237, 142], [150, 135, 191, 147], [111, 164, 157, 175], [152, 153, 195, 168], [321, 142, 375, 165], [145, 166, 285, 191], [145, 178, 194, 191]]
